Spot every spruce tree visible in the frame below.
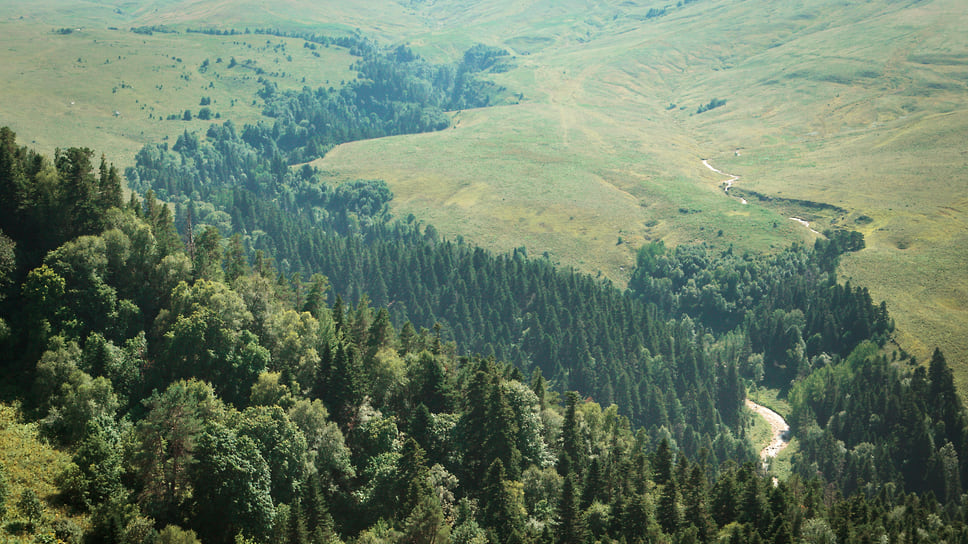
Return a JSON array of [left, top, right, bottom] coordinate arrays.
[[657, 476, 679, 535], [556, 473, 584, 544], [481, 459, 525, 544]]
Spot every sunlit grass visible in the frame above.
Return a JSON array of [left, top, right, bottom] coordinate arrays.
[[0, 404, 88, 540]]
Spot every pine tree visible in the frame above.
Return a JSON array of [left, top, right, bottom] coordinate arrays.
[[287, 498, 309, 544], [325, 341, 363, 423], [581, 457, 603, 509], [657, 476, 679, 535], [559, 391, 585, 478], [556, 473, 584, 544], [224, 233, 249, 282], [302, 474, 335, 544], [303, 274, 331, 318], [460, 369, 491, 487], [481, 459, 525, 544], [98, 158, 123, 210], [483, 379, 522, 480], [653, 438, 673, 487]]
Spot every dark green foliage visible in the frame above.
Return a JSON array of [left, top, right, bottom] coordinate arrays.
[[657, 477, 679, 535], [628, 239, 892, 386], [696, 98, 726, 113], [0, 128, 125, 266], [480, 459, 526, 544], [0, 57, 964, 543], [556, 473, 584, 544], [559, 391, 586, 478], [790, 341, 968, 499], [129, 110, 754, 464], [191, 424, 275, 544]]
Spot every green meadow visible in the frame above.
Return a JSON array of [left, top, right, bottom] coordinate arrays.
[[2, 0, 967, 392]]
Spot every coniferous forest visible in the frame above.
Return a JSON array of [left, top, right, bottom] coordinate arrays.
[[1, 34, 967, 544]]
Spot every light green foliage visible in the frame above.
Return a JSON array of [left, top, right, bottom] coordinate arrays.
[[65, 418, 126, 510], [354, 519, 402, 544], [584, 501, 611, 540], [262, 309, 325, 392], [0, 460, 7, 522], [352, 410, 403, 511], [43, 235, 126, 339], [250, 371, 295, 408], [0, 403, 87, 537], [451, 499, 487, 544], [288, 399, 354, 492], [233, 404, 309, 505], [39, 374, 119, 447], [354, 451, 402, 516], [233, 273, 289, 341], [33, 336, 84, 413], [18, 488, 44, 528], [521, 465, 562, 525], [158, 525, 203, 544], [0, 230, 14, 300], [366, 347, 407, 408], [33, 335, 120, 446], [800, 518, 837, 544], [22, 265, 66, 344], [165, 279, 253, 332], [501, 380, 555, 469], [155, 279, 267, 403]]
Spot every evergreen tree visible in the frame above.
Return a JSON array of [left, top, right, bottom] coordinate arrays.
[[559, 391, 585, 478], [653, 437, 673, 487], [481, 459, 525, 544], [287, 498, 310, 544], [556, 473, 584, 544], [657, 476, 679, 535]]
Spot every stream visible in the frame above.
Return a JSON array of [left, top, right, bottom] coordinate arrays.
[[703, 160, 823, 236], [702, 159, 747, 204], [745, 398, 791, 472]]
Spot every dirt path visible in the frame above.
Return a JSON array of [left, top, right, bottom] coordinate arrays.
[[746, 399, 791, 466]]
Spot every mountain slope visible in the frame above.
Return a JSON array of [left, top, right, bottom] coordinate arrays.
[[0, 0, 966, 388]]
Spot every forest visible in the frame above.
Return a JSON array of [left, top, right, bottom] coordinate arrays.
[[0, 31, 967, 544]]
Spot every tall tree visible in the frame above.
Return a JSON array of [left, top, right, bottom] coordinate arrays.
[[191, 423, 275, 544], [556, 473, 584, 544]]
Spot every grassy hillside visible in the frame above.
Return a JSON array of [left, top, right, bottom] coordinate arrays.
[[319, 0, 968, 388], [0, 404, 87, 541], [0, 10, 356, 162], [1, 0, 966, 392]]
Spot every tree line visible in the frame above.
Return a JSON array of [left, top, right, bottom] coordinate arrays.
[[1, 130, 968, 543]]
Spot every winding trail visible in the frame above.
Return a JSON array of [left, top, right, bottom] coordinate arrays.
[[746, 399, 791, 470]]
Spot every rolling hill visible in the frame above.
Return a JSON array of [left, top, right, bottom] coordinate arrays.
[[1, 0, 966, 390]]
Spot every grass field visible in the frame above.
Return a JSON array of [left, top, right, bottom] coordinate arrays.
[[1, 0, 967, 395], [0, 14, 356, 163]]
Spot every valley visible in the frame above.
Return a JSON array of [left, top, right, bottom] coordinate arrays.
[[4, 2, 966, 384], [1, 1, 968, 542]]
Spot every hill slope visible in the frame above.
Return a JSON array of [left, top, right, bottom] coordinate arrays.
[[0, 0, 966, 387]]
